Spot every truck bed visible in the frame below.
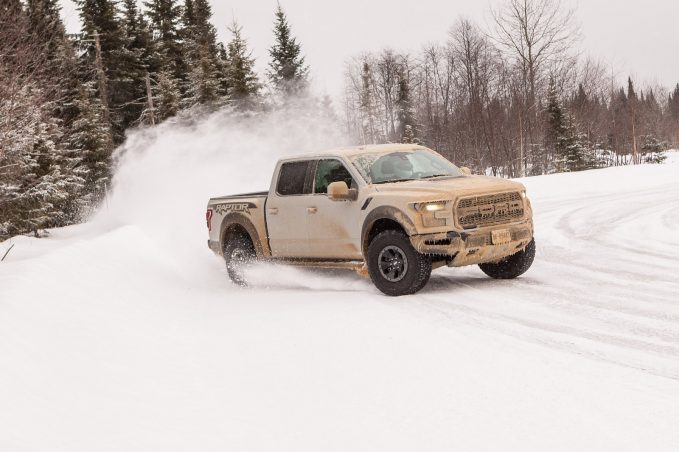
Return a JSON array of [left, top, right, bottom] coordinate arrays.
[[207, 191, 270, 256], [209, 191, 268, 201]]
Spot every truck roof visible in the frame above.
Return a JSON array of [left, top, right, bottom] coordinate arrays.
[[284, 143, 428, 160]]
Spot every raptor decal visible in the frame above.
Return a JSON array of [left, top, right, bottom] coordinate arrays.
[[214, 202, 257, 216]]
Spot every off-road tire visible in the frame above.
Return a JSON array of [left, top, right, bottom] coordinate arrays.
[[223, 233, 256, 286], [479, 239, 535, 279], [367, 230, 432, 296]]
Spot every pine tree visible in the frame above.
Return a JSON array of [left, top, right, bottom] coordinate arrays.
[[359, 61, 379, 144], [267, 2, 309, 97], [26, 0, 82, 125], [144, 0, 186, 84], [0, 1, 89, 237], [1, 0, 22, 14], [185, 49, 222, 108], [559, 114, 592, 172], [669, 84, 679, 122], [545, 77, 566, 171], [668, 84, 679, 147], [225, 19, 260, 109], [0, 86, 84, 237], [77, 0, 153, 136], [76, 0, 127, 137], [67, 82, 115, 207], [190, 0, 219, 54], [625, 77, 640, 163], [640, 135, 668, 164], [545, 77, 591, 172], [119, 0, 157, 127], [395, 68, 417, 143], [26, 0, 69, 74], [182, 0, 194, 29], [142, 0, 189, 120], [627, 77, 637, 102], [182, 0, 222, 107], [155, 70, 182, 119], [216, 42, 231, 96]]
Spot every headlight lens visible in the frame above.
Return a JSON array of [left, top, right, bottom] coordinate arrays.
[[414, 201, 447, 212], [425, 203, 445, 212], [520, 190, 527, 199], [413, 201, 450, 227]]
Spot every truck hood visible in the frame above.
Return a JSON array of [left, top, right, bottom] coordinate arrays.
[[372, 175, 525, 199]]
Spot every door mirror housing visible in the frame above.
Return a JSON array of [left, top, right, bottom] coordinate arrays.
[[327, 181, 358, 201], [460, 166, 472, 176]]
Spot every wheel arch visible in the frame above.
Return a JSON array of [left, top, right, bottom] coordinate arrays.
[[361, 206, 417, 255], [220, 213, 265, 257]]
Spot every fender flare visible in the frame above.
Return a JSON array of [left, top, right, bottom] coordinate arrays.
[[361, 206, 417, 255], [219, 212, 267, 257]]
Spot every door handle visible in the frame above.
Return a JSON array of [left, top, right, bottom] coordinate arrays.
[[268, 207, 278, 215], [307, 207, 318, 214]]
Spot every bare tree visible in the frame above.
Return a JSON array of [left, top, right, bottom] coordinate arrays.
[[417, 44, 455, 156], [450, 18, 502, 171], [491, 0, 579, 103], [491, 0, 580, 174]]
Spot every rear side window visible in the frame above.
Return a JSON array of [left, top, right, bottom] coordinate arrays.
[[277, 161, 312, 196]]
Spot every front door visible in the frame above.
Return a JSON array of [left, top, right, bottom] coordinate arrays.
[[306, 159, 363, 259]]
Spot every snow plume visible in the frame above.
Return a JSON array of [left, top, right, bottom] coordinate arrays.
[[88, 100, 355, 286]]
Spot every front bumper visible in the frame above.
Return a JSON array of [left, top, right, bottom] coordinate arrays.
[[409, 220, 533, 267]]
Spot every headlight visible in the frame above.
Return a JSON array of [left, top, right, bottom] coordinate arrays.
[[414, 201, 447, 212], [425, 203, 445, 212], [520, 190, 527, 199], [413, 201, 451, 227]]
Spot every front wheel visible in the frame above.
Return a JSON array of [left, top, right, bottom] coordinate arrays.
[[479, 239, 535, 279], [367, 230, 432, 296], [223, 233, 256, 286]]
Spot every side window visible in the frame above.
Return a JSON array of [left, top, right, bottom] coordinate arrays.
[[314, 159, 354, 194], [277, 161, 312, 196]]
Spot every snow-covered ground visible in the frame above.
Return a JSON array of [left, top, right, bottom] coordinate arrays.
[[1, 110, 678, 451]]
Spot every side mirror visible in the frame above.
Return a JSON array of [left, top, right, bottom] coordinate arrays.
[[460, 166, 472, 176], [327, 181, 358, 201]]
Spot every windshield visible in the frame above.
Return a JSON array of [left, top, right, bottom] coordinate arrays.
[[350, 149, 463, 184]]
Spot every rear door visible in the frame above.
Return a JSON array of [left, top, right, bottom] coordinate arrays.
[[306, 158, 363, 259], [266, 160, 315, 257]]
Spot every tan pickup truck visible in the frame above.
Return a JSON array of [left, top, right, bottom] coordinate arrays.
[[206, 144, 535, 296]]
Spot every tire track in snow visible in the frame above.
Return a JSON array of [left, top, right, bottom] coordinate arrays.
[[407, 172, 679, 381]]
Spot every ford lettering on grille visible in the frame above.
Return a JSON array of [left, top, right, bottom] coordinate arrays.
[[457, 192, 524, 228]]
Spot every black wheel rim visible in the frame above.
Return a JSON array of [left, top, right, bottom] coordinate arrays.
[[378, 245, 408, 282]]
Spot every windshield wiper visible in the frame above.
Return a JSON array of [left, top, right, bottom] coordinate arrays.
[[420, 174, 451, 179], [372, 178, 416, 184]]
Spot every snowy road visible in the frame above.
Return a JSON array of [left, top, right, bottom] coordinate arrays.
[[421, 168, 679, 382], [1, 115, 678, 451]]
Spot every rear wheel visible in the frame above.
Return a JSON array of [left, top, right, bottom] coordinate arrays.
[[223, 233, 256, 286], [367, 230, 432, 296], [479, 239, 535, 279]]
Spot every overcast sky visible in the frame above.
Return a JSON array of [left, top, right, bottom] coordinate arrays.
[[59, 0, 679, 99]]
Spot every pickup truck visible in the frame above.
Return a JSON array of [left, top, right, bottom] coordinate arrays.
[[206, 144, 535, 296]]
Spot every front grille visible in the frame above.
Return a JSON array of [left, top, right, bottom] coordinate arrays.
[[456, 192, 524, 228]]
